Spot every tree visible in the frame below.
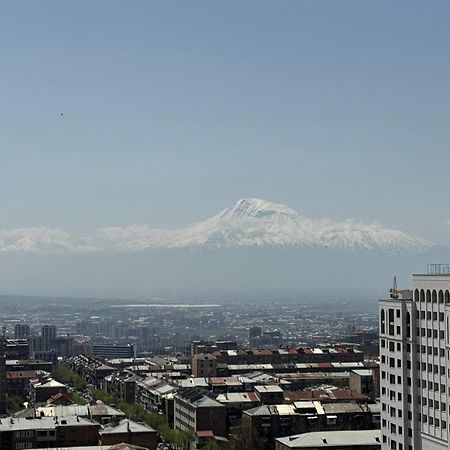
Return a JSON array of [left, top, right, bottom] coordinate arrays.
[[202, 438, 221, 450]]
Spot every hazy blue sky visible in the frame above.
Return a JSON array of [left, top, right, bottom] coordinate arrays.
[[1, 1, 450, 244]]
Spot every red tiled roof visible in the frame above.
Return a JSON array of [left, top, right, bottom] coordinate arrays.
[[259, 349, 273, 355], [318, 362, 333, 368], [196, 430, 214, 438]]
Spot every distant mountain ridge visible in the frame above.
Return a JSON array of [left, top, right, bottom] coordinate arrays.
[[0, 198, 433, 255]]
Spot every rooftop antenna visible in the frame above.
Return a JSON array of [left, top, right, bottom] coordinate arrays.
[[389, 276, 399, 299]]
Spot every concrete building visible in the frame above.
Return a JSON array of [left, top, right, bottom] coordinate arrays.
[[174, 389, 227, 439], [191, 353, 218, 377], [0, 416, 100, 449], [379, 265, 450, 450], [99, 419, 157, 449], [41, 325, 57, 351], [93, 343, 136, 359], [242, 401, 379, 450], [0, 336, 6, 414], [349, 368, 379, 400], [275, 429, 382, 450], [14, 324, 30, 339]]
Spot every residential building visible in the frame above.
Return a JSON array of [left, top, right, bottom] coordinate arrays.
[[99, 419, 157, 449], [0, 416, 100, 449], [275, 429, 382, 450], [0, 336, 6, 414], [174, 389, 227, 439], [242, 401, 378, 450], [192, 354, 218, 377], [379, 265, 450, 450], [14, 324, 30, 339], [41, 325, 57, 352]]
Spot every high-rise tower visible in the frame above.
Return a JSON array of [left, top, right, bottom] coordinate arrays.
[[379, 264, 450, 450], [0, 333, 6, 414]]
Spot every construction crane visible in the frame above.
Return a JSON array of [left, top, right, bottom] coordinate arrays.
[[389, 276, 399, 299]]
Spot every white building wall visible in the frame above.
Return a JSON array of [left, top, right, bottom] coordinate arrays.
[[380, 272, 450, 450]]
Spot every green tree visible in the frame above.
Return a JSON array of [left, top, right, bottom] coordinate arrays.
[[7, 395, 25, 414], [202, 438, 221, 450]]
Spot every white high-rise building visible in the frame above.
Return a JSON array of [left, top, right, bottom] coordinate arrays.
[[379, 264, 450, 450]]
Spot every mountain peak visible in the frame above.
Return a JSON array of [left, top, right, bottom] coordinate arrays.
[[217, 198, 300, 220]]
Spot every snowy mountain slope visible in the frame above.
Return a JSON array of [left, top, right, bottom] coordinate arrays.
[[0, 198, 433, 254]]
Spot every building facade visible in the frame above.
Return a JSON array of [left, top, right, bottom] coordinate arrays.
[[379, 265, 450, 450]]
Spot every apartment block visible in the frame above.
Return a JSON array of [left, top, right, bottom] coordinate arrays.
[[379, 265, 450, 450]]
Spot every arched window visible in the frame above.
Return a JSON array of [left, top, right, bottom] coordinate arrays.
[[426, 290, 431, 302], [432, 290, 437, 302], [414, 289, 420, 301], [446, 291, 450, 304], [439, 290, 444, 303], [380, 309, 386, 334], [420, 289, 425, 302]]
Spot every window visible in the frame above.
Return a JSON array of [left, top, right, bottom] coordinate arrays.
[[397, 342, 401, 351], [381, 309, 386, 333], [397, 309, 401, 318], [389, 308, 395, 335]]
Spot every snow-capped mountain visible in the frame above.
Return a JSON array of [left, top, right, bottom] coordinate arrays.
[[0, 198, 432, 254]]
